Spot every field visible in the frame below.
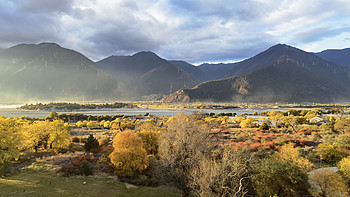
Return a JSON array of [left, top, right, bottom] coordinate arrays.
[[0, 162, 181, 197]]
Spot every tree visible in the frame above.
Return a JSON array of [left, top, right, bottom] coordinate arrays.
[[137, 121, 160, 156], [240, 117, 258, 128], [84, 134, 100, 153], [251, 158, 310, 197], [259, 119, 271, 130], [282, 115, 305, 132], [48, 120, 70, 151], [309, 168, 348, 196], [316, 142, 345, 163], [47, 111, 58, 119], [109, 130, 148, 177], [86, 121, 98, 129], [338, 157, 350, 185], [268, 111, 284, 128], [159, 113, 214, 197], [0, 117, 22, 166], [190, 147, 251, 197], [273, 143, 313, 171], [23, 120, 51, 152], [334, 117, 350, 134]]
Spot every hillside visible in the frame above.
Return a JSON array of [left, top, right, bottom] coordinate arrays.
[[97, 52, 198, 96], [197, 62, 239, 81], [0, 43, 119, 102], [162, 45, 350, 103], [168, 60, 208, 82], [315, 48, 350, 67]]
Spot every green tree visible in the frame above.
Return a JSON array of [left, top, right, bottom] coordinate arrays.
[[259, 119, 271, 130], [84, 134, 100, 153], [251, 158, 310, 197], [47, 111, 58, 119]]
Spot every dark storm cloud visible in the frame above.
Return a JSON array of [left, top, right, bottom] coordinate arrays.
[[87, 23, 162, 55], [0, 0, 72, 47], [18, 0, 73, 13], [0, 0, 350, 63]]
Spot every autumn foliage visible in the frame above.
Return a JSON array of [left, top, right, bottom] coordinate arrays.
[[109, 130, 148, 177]]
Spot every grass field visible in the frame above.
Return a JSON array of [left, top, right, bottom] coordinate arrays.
[[0, 162, 181, 197]]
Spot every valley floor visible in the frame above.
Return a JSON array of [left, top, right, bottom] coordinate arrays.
[[0, 162, 181, 197]]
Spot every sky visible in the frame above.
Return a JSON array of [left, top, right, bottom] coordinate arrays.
[[0, 0, 350, 64]]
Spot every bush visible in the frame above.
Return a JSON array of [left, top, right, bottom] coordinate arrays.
[[80, 161, 93, 176], [71, 136, 80, 143], [84, 134, 100, 153], [56, 155, 97, 176], [98, 138, 108, 147]]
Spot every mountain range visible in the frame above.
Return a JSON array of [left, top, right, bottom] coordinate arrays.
[[163, 44, 350, 103], [0, 42, 349, 103], [315, 48, 350, 68], [0, 43, 118, 102], [96, 52, 197, 98]]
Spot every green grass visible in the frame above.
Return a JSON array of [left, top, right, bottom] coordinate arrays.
[[0, 162, 181, 197]]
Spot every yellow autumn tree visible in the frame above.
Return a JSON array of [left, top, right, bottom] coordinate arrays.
[[109, 130, 148, 177], [137, 121, 160, 156], [48, 120, 70, 151], [273, 143, 313, 171], [338, 157, 350, 185], [0, 117, 23, 165]]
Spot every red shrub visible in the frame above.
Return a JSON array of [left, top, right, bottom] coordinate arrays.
[[249, 142, 261, 151], [71, 136, 80, 143], [98, 138, 108, 147]]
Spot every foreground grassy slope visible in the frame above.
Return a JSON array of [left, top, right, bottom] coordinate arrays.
[[0, 162, 181, 197]]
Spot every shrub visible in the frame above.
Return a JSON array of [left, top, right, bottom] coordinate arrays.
[[98, 138, 108, 147], [71, 136, 80, 143], [84, 134, 100, 153]]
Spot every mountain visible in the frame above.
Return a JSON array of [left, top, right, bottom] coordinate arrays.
[[162, 44, 350, 103], [226, 44, 349, 78], [168, 60, 208, 82], [315, 48, 350, 67], [0, 43, 118, 102], [197, 63, 239, 81], [97, 52, 198, 97]]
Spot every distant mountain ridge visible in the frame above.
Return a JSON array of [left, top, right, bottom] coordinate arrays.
[[96, 51, 198, 97], [315, 48, 350, 67], [162, 44, 350, 103], [197, 62, 239, 81], [1, 42, 350, 103], [0, 43, 118, 102]]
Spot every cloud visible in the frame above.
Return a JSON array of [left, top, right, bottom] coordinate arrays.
[[294, 26, 350, 43], [0, 0, 350, 63], [0, 0, 72, 47]]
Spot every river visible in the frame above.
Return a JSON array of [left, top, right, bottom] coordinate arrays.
[[0, 104, 291, 118]]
